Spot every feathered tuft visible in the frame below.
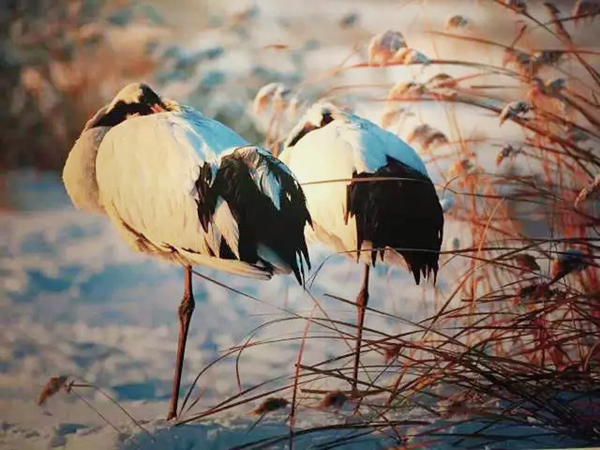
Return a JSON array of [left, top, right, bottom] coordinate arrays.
[[195, 146, 312, 285], [346, 156, 443, 284]]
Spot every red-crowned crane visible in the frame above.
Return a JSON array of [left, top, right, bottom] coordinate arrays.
[[62, 83, 311, 420], [279, 101, 443, 391]]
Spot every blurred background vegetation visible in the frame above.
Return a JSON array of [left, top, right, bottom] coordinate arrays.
[[0, 0, 322, 173], [3, 0, 163, 171]]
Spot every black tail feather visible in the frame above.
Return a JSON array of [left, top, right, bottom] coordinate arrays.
[[346, 156, 444, 285], [195, 147, 312, 285]]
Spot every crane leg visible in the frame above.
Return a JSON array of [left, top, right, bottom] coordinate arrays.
[[167, 265, 195, 420], [352, 264, 370, 393]]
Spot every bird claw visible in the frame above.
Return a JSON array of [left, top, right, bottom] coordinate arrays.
[[356, 289, 369, 309], [178, 295, 195, 321]]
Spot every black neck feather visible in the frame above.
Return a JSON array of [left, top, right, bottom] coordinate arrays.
[[88, 101, 156, 128], [287, 109, 335, 148]]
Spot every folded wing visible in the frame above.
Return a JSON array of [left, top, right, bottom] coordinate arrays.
[[96, 110, 311, 282]]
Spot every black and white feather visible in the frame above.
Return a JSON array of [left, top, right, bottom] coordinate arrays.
[[195, 145, 311, 283], [280, 101, 443, 284], [63, 83, 311, 283]]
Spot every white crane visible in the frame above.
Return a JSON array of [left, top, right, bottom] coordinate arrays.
[[279, 101, 443, 391], [63, 83, 312, 420]]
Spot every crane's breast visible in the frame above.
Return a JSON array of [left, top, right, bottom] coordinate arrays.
[[63, 127, 111, 214], [94, 114, 215, 255], [282, 127, 359, 252]]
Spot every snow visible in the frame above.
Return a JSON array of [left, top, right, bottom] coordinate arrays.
[[0, 170, 438, 449]]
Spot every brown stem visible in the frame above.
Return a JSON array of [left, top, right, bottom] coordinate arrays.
[[167, 266, 195, 421], [352, 264, 371, 393]]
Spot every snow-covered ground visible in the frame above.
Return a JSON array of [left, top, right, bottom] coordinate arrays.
[[0, 174, 584, 450], [0, 169, 438, 449]]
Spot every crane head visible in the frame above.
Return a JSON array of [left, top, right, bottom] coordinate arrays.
[[284, 101, 347, 148], [84, 83, 171, 130]]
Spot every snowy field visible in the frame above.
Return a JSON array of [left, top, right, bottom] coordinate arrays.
[[0, 173, 439, 449], [2, 0, 599, 448], [0, 175, 581, 448]]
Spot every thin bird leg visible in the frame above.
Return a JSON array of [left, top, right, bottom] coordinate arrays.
[[352, 264, 370, 393], [167, 266, 195, 420]]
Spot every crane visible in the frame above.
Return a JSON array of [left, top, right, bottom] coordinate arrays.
[[63, 83, 312, 419], [280, 101, 443, 391]]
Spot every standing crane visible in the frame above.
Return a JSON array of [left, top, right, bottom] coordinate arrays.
[[279, 101, 443, 391], [63, 83, 311, 420]]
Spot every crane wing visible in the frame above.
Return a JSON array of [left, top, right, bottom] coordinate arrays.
[[350, 115, 429, 176], [197, 146, 312, 284]]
